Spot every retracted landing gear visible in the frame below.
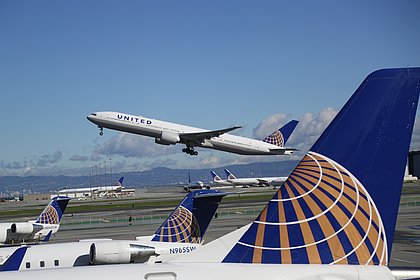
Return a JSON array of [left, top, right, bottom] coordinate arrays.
[[99, 127, 104, 136], [182, 146, 198, 156]]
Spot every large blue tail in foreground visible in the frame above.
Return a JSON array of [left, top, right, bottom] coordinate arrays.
[[35, 196, 71, 224], [223, 68, 420, 265], [152, 190, 227, 243]]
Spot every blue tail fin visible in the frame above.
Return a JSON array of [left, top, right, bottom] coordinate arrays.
[[35, 196, 71, 224], [211, 171, 222, 182], [224, 169, 236, 180], [0, 247, 27, 271], [263, 120, 299, 147], [223, 68, 420, 265], [152, 190, 227, 243], [118, 176, 124, 186]]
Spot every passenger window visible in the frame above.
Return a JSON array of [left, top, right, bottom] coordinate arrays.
[[40, 261, 45, 267], [54, 260, 59, 266], [26, 262, 31, 269]]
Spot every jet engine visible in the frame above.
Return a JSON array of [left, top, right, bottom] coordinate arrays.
[[89, 241, 157, 264], [155, 131, 180, 145], [11, 222, 42, 234]]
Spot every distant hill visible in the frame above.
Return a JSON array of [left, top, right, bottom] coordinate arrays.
[[0, 160, 299, 195]]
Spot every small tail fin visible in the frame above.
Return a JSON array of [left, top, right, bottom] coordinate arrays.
[[117, 177, 124, 186], [224, 169, 236, 180], [263, 120, 299, 147], [211, 171, 222, 182], [35, 196, 71, 224], [42, 230, 53, 242], [222, 68, 420, 265], [0, 247, 27, 271], [152, 190, 227, 243]]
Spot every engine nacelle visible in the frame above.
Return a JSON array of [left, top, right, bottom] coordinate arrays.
[[11, 222, 39, 234], [89, 241, 157, 265], [155, 131, 180, 145]]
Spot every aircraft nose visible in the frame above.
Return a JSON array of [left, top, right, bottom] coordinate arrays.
[[87, 113, 97, 122]]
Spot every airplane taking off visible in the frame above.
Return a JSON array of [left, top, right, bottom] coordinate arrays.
[[0, 196, 70, 245], [0, 190, 226, 271], [87, 112, 298, 156], [6, 68, 420, 280]]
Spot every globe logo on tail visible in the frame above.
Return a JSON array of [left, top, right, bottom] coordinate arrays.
[[37, 205, 60, 224], [263, 130, 284, 147], [155, 206, 201, 243], [225, 151, 387, 265]]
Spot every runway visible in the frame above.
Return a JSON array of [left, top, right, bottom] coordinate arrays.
[[1, 184, 419, 266]]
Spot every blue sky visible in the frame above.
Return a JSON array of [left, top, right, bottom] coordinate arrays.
[[1, 1, 419, 176]]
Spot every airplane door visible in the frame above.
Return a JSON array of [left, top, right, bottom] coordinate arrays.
[[144, 271, 177, 280]]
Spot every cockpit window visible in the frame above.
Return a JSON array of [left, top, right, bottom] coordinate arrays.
[[91, 113, 97, 116]]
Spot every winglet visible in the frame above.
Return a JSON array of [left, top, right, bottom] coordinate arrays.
[[42, 230, 53, 242], [0, 247, 27, 271], [223, 68, 420, 265], [263, 120, 299, 147], [152, 190, 227, 243], [35, 196, 71, 224]]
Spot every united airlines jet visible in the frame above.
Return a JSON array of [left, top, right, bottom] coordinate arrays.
[[0, 196, 70, 246], [0, 189, 226, 271], [5, 68, 420, 280], [87, 112, 298, 156], [58, 177, 125, 198]]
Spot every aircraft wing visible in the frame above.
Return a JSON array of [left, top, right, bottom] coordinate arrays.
[[180, 126, 241, 144], [269, 148, 298, 155], [256, 179, 270, 184]]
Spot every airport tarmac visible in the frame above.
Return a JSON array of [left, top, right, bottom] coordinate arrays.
[[1, 184, 420, 266]]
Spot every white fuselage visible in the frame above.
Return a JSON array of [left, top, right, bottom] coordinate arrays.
[[0, 261, 396, 280], [87, 112, 289, 155], [0, 238, 201, 271], [226, 176, 287, 187]]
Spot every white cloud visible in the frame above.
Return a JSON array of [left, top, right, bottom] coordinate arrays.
[[409, 116, 420, 151], [286, 107, 338, 151], [92, 133, 179, 159], [252, 113, 289, 139]]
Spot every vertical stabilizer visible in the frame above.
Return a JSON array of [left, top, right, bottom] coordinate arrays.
[[35, 196, 71, 224], [263, 120, 299, 147], [211, 171, 222, 182], [224, 169, 237, 180], [152, 190, 226, 243], [223, 68, 420, 265]]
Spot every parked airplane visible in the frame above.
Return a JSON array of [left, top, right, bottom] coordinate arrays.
[[0, 196, 70, 246], [210, 171, 234, 187], [5, 68, 420, 280], [222, 168, 287, 187], [87, 111, 298, 156], [0, 189, 226, 271], [183, 173, 210, 192], [58, 177, 124, 198]]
